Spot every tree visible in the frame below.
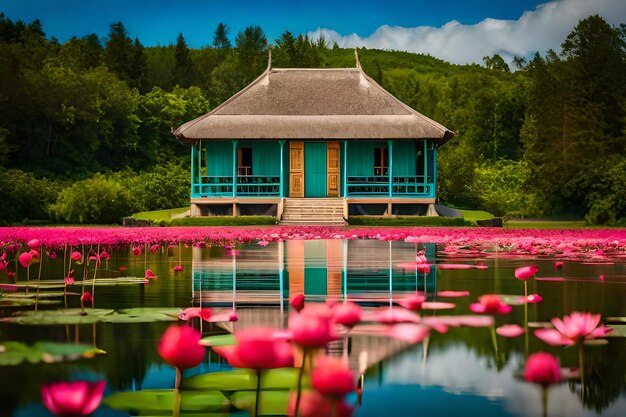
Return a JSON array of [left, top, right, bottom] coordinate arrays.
[[213, 23, 232, 49], [235, 25, 268, 81], [170, 33, 194, 87], [104, 21, 133, 83], [483, 54, 510, 72], [129, 37, 148, 92]]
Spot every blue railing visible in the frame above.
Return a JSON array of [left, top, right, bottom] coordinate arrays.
[[236, 176, 280, 196], [192, 176, 280, 198], [346, 176, 435, 198]]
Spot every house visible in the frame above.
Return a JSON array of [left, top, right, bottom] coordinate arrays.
[[173, 50, 453, 224]]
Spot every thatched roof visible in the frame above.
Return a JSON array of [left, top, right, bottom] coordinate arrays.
[[173, 51, 454, 145]]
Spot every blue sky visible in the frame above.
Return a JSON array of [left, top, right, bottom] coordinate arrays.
[[2, 0, 625, 64]]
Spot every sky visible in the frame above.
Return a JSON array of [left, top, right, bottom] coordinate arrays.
[[2, 0, 626, 65]]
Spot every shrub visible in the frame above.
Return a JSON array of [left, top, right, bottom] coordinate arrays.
[[50, 174, 136, 224], [0, 169, 61, 224], [469, 160, 540, 217]]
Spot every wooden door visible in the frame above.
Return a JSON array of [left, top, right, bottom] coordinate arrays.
[[327, 142, 340, 197], [289, 141, 304, 197]]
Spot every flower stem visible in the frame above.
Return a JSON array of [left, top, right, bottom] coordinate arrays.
[[294, 348, 308, 417], [490, 325, 498, 356], [255, 369, 262, 417], [524, 280, 528, 300], [35, 249, 43, 311], [173, 367, 182, 417]]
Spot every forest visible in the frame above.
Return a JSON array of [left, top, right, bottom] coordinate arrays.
[[0, 14, 624, 225]]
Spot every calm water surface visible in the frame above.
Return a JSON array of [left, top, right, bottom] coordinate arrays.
[[1, 239, 625, 416]]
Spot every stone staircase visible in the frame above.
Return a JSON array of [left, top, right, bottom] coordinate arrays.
[[279, 198, 346, 226]]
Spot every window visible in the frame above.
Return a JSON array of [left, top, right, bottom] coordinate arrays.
[[374, 147, 388, 176], [237, 147, 252, 176]]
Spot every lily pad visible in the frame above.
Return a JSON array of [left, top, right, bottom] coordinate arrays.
[[230, 390, 290, 416], [104, 389, 230, 413], [104, 308, 180, 323], [5, 309, 115, 325], [0, 341, 95, 366], [604, 325, 626, 338], [0, 298, 61, 307], [183, 368, 303, 391]]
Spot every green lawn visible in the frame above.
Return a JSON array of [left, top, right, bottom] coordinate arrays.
[[457, 209, 494, 221], [133, 207, 190, 222], [504, 220, 589, 229]]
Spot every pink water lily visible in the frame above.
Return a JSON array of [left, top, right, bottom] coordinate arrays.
[[179, 307, 212, 321], [333, 302, 362, 328], [523, 352, 562, 387], [18, 251, 34, 268], [289, 304, 338, 347], [469, 294, 512, 314], [515, 265, 539, 281], [149, 244, 160, 253], [145, 269, 156, 279], [535, 311, 612, 346], [496, 324, 525, 338], [372, 307, 420, 324], [27, 239, 41, 249], [132, 246, 142, 256], [290, 293, 305, 312], [312, 355, 355, 396], [216, 328, 294, 369], [174, 265, 184, 272], [437, 290, 470, 297], [518, 294, 543, 304], [41, 380, 106, 417], [398, 293, 426, 311], [158, 325, 205, 370], [554, 261, 564, 270], [385, 323, 430, 343], [70, 251, 83, 262]]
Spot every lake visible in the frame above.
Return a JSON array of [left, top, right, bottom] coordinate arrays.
[[0, 232, 625, 417]]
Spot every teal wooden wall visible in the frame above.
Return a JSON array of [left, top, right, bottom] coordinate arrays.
[[347, 141, 383, 176], [205, 141, 233, 177], [204, 141, 282, 177], [246, 141, 280, 176], [347, 141, 418, 177], [304, 142, 327, 197], [392, 141, 416, 176]]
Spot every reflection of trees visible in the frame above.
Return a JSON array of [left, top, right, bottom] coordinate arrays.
[[98, 322, 168, 390], [573, 340, 626, 412]]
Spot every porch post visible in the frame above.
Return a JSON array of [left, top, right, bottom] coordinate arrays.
[[232, 140, 238, 198], [279, 140, 285, 197], [388, 140, 393, 197], [432, 144, 437, 198], [343, 140, 348, 197], [423, 140, 428, 188], [190, 142, 197, 198]]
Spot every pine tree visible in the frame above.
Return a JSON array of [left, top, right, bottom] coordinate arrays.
[[171, 33, 194, 87], [213, 23, 231, 49]]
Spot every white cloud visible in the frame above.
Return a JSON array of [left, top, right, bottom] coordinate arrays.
[[308, 0, 626, 65]]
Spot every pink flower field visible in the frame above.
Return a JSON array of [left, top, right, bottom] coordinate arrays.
[[1, 226, 625, 257]]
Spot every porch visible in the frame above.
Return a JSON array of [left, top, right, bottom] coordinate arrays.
[[190, 139, 437, 202]]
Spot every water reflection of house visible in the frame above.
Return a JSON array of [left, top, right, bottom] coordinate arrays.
[[193, 240, 436, 371], [192, 240, 437, 306]]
